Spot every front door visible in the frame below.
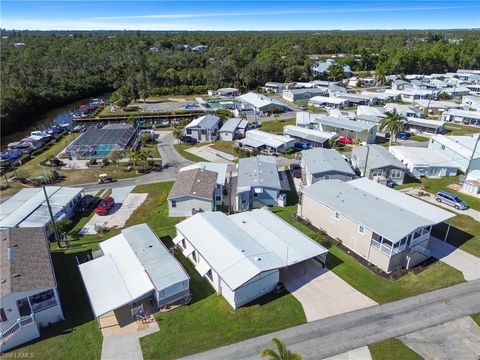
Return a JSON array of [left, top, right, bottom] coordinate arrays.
[[16, 298, 32, 317]]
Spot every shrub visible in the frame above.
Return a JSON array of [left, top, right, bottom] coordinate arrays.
[[88, 158, 98, 167]]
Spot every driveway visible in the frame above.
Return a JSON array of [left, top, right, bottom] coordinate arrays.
[[102, 332, 143, 360], [323, 347, 371, 360], [401, 188, 480, 222], [285, 260, 377, 322], [429, 237, 480, 281], [185, 144, 237, 164], [399, 316, 480, 360]]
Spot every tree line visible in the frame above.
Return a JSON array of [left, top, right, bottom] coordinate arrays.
[[1, 29, 479, 136]]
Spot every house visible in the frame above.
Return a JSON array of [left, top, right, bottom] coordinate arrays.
[[263, 82, 288, 94], [347, 77, 377, 88], [311, 59, 352, 78], [283, 125, 336, 148], [0, 228, 64, 352], [168, 168, 218, 217], [441, 109, 480, 126], [356, 105, 387, 118], [385, 88, 436, 103], [184, 114, 220, 142], [462, 95, 480, 110], [465, 84, 480, 95], [0, 187, 83, 235], [238, 92, 290, 114], [389, 146, 460, 178], [173, 208, 328, 309], [79, 224, 190, 320], [217, 88, 239, 97], [384, 103, 421, 118], [440, 86, 471, 97], [428, 134, 480, 172], [282, 88, 328, 102], [219, 118, 245, 141], [413, 99, 461, 116], [308, 96, 348, 109], [179, 162, 228, 205], [238, 130, 295, 154], [191, 45, 208, 53], [301, 148, 355, 186], [298, 178, 455, 273], [404, 118, 445, 134], [336, 93, 378, 106], [360, 91, 399, 102], [351, 144, 406, 185], [392, 80, 413, 90], [311, 115, 377, 144], [461, 170, 480, 195], [236, 156, 282, 212]]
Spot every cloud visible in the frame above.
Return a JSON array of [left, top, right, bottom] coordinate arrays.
[[87, 5, 470, 21]]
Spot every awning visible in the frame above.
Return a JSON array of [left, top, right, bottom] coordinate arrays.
[[183, 247, 195, 257], [172, 235, 183, 245], [195, 261, 212, 277]]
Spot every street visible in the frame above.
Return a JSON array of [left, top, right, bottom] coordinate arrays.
[[181, 279, 480, 360]]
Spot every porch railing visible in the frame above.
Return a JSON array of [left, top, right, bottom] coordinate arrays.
[[410, 244, 430, 257], [1, 314, 35, 342]]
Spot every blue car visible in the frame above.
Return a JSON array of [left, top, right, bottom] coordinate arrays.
[[397, 131, 411, 140], [294, 142, 309, 150]]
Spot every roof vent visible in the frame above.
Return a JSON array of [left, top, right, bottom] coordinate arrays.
[[149, 245, 153, 248], [242, 220, 247, 224], [12, 244, 18, 247], [197, 179, 201, 183], [2, 238, 6, 241], [193, 191, 197, 195], [255, 257, 262, 261], [1, 279, 5, 284], [13, 274, 20, 278], [241, 249, 245, 252]]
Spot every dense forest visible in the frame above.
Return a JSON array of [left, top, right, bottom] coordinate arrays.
[[1, 30, 480, 135]]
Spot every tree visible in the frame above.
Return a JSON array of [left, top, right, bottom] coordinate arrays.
[[109, 150, 122, 172], [328, 135, 339, 148], [379, 109, 406, 146], [327, 63, 344, 82], [172, 128, 183, 139], [260, 338, 302, 360]]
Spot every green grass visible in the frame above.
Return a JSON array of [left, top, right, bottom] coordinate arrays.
[[445, 123, 480, 135], [142, 142, 160, 159], [209, 140, 239, 157], [369, 339, 423, 360], [258, 118, 295, 134], [409, 135, 430, 142], [173, 143, 209, 163], [432, 214, 480, 258], [471, 313, 480, 327], [270, 206, 465, 304]]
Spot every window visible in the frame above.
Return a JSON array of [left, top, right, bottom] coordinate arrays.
[[358, 225, 365, 234], [29, 289, 57, 313], [390, 169, 402, 179], [181, 239, 186, 249], [334, 212, 340, 220], [324, 175, 330, 180], [0, 308, 7, 322], [206, 269, 213, 281], [186, 129, 192, 135], [171, 200, 176, 208], [441, 145, 445, 150], [68, 202, 73, 209], [192, 251, 197, 263]]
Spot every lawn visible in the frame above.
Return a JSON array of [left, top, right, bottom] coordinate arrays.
[[173, 143, 208, 163], [209, 140, 239, 157], [258, 118, 295, 134], [409, 135, 430, 142], [270, 206, 465, 304], [142, 142, 161, 159], [432, 214, 480, 258], [472, 313, 480, 327], [445, 123, 480, 135], [369, 339, 422, 360]]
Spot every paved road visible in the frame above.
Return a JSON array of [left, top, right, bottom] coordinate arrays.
[[72, 131, 190, 191], [181, 280, 480, 360]]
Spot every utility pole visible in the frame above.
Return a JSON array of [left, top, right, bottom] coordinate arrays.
[[465, 134, 480, 175], [43, 185, 60, 247]]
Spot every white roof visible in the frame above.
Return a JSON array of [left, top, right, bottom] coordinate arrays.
[[308, 96, 348, 105], [313, 115, 376, 132], [431, 134, 480, 159], [237, 155, 281, 191], [238, 92, 289, 110], [442, 109, 480, 119], [356, 106, 386, 118], [185, 114, 220, 129], [413, 99, 459, 109], [466, 170, 480, 181], [179, 162, 228, 186], [0, 186, 82, 228], [176, 209, 327, 290], [296, 111, 311, 126], [240, 129, 295, 149], [302, 178, 454, 242], [389, 146, 461, 168], [284, 125, 336, 143], [384, 103, 420, 115]]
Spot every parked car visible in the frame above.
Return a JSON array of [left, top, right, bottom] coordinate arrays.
[[289, 164, 302, 178], [96, 196, 115, 215], [435, 191, 468, 210], [179, 135, 198, 144], [397, 131, 411, 140], [260, 149, 277, 156], [77, 195, 99, 213], [338, 136, 353, 145], [294, 142, 310, 150]]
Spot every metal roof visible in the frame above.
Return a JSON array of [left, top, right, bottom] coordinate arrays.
[[302, 178, 455, 242], [301, 148, 355, 176], [430, 134, 480, 159], [284, 125, 336, 143], [175, 209, 327, 290], [240, 130, 295, 149], [219, 118, 242, 133], [313, 115, 376, 132], [237, 155, 281, 191], [308, 96, 348, 105], [352, 144, 405, 170], [356, 106, 386, 118], [185, 114, 220, 129], [238, 92, 290, 110], [442, 109, 480, 119], [389, 146, 461, 168], [0, 186, 83, 228], [406, 117, 445, 130]]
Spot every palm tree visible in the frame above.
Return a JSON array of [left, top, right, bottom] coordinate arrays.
[[328, 135, 339, 149], [260, 338, 302, 360], [379, 109, 406, 146]]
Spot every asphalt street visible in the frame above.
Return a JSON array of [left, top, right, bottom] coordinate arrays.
[[181, 280, 480, 360]]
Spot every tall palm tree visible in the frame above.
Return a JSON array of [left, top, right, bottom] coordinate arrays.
[[379, 109, 406, 146], [328, 135, 339, 149], [260, 338, 302, 360]]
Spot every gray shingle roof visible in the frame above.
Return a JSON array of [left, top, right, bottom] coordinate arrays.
[[0, 227, 56, 296], [168, 168, 217, 200]]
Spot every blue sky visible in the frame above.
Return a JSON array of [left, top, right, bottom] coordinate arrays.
[[1, 1, 479, 31]]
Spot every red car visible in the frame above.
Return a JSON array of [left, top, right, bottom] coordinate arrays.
[[95, 196, 114, 215], [338, 136, 353, 145]]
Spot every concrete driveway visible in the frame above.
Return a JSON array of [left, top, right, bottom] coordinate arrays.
[[322, 347, 371, 360], [429, 237, 480, 281], [285, 260, 377, 322], [185, 144, 237, 164], [102, 332, 143, 360], [399, 316, 480, 360]]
